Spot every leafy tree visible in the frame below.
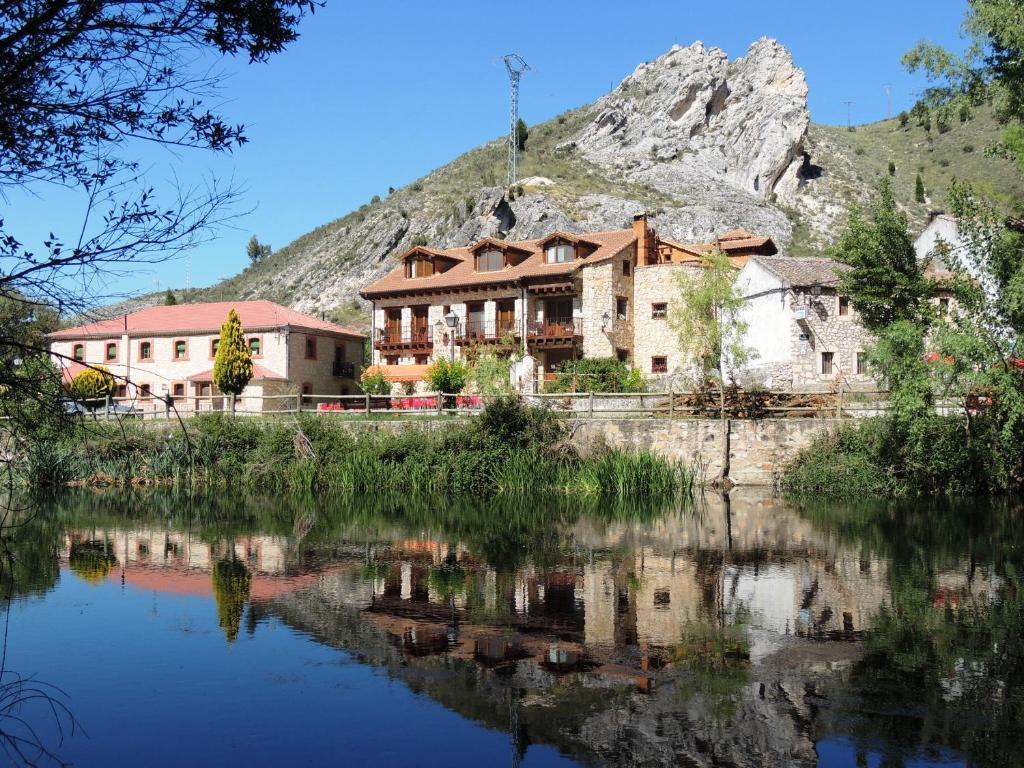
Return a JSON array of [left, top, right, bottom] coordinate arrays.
[[360, 367, 391, 395], [898, 110, 910, 128], [888, 160, 897, 176], [70, 365, 115, 403], [915, 172, 926, 203], [164, 289, 177, 306], [547, 357, 646, 393], [425, 358, 470, 394], [515, 117, 529, 151], [472, 354, 514, 396], [246, 235, 272, 265], [833, 176, 932, 330], [904, 0, 1024, 171], [212, 308, 253, 396]]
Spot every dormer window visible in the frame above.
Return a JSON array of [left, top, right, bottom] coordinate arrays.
[[405, 256, 435, 278], [475, 248, 503, 272], [545, 242, 574, 264]]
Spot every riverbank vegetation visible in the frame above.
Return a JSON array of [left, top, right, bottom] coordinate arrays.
[[784, 178, 1024, 496], [18, 398, 693, 500]]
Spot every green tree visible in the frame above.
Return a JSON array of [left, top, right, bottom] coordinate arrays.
[[833, 176, 932, 330], [515, 117, 529, 151], [212, 308, 253, 398], [888, 160, 897, 176], [70, 365, 115, 403], [472, 354, 514, 396], [915, 172, 926, 203], [360, 367, 391, 395], [246, 235, 272, 265], [425, 358, 470, 394], [164, 289, 177, 305], [212, 556, 251, 644], [904, 0, 1024, 171]]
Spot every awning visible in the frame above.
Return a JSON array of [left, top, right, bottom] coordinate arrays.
[[364, 364, 430, 383]]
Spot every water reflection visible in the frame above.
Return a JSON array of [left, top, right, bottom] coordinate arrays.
[[4, 490, 1023, 767]]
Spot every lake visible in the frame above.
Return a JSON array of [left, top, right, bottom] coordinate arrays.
[[1, 490, 1020, 767]]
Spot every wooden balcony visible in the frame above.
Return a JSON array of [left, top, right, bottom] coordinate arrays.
[[374, 324, 433, 352], [455, 319, 520, 345], [526, 317, 583, 346]]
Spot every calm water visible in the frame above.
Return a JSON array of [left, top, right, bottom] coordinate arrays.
[[1, 490, 1021, 767]]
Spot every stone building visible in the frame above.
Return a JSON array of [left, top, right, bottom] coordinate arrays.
[[360, 216, 779, 389], [48, 300, 365, 412], [732, 255, 876, 392]]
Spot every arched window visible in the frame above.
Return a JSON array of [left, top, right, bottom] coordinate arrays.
[[72, 344, 84, 361], [173, 339, 187, 360], [139, 341, 152, 360], [105, 342, 118, 361]]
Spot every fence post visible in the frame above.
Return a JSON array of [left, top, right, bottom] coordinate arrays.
[[437, 392, 443, 414], [668, 385, 674, 420], [104, 394, 111, 420], [296, 393, 302, 413], [588, 391, 594, 418], [365, 392, 370, 414], [836, 386, 844, 419], [229, 392, 236, 416]]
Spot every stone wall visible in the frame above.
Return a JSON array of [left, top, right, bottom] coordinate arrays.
[[787, 288, 876, 392], [569, 417, 840, 486], [632, 262, 700, 377]]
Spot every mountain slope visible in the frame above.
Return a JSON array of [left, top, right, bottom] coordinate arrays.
[[181, 39, 1024, 332]]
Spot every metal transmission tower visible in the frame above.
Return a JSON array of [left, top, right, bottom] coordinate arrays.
[[503, 54, 530, 187]]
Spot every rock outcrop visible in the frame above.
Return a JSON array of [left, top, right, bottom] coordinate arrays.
[[570, 38, 810, 202]]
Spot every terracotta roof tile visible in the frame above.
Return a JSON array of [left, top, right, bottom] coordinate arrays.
[[361, 229, 637, 298], [364, 363, 430, 383], [49, 300, 365, 340], [188, 363, 286, 382]]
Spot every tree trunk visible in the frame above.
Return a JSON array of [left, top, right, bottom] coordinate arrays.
[[718, 363, 730, 485]]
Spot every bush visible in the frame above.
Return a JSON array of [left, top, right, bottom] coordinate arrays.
[[70, 365, 115, 402], [546, 357, 645, 393], [473, 354, 513, 396], [360, 368, 390, 395], [425, 358, 469, 394]]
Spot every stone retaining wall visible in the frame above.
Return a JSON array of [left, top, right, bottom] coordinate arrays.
[[568, 417, 840, 486]]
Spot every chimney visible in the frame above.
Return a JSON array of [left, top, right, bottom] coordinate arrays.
[[633, 213, 652, 267]]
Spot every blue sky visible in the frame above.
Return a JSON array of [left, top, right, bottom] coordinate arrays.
[[7, 0, 971, 300]]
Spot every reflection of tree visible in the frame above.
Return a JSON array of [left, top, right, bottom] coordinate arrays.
[[671, 621, 750, 721], [794, 496, 1024, 767], [211, 557, 251, 644], [68, 540, 117, 585], [0, 515, 61, 599]]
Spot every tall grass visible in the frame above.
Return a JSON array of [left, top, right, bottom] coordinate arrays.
[[16, 400, 695, 503]]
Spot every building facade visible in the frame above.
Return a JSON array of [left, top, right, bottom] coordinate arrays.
[[48, 300, 365, 412], [732, 255, 876, 392], [360, 216, 781, 389]]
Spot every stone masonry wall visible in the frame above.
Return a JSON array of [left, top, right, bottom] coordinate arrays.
[[788, 288, 876, 392], [632, 263, 701, 378]]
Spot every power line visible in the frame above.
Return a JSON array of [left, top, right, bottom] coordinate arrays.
[[503, 54, 530, 187]]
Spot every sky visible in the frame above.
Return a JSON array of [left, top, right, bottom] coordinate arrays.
[[6, 0, 972, 300]]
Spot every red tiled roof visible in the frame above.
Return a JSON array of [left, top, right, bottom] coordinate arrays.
[[48, 300, 365, 341], [188, 363, 286, 382], [361, 229, 637, 298], [59, 361, 88, 384]]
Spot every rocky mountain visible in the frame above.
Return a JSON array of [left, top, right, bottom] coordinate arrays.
[[175, 37, 1023, 330]]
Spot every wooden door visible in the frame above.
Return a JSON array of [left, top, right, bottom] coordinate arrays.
[[385, 309, 401, 342], [497, 300, 515, 336], [412, 306, 429, 342]]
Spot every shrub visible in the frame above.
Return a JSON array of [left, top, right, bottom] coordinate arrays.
[[898, 111, 909, 128], [360, 367, 390, 395], [888, 161, 896, 176], [70, 365, 114, 402], [963, 144, 975, 153], [425, 358, 470, 394], [473, 396, 562, 450], [473, 354, 513, 396], [546, 357, 641, 393]]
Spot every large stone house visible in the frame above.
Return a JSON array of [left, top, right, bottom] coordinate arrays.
[[359, 216, 778, 388], [732, 256, 876, 392], [48, 300, 365, 412]]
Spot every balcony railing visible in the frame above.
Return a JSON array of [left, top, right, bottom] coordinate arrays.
[[332, 361, 355, 378], [374, 324, 433, 348], [454, 318, 520, 344], [526, 316, 583, 341]]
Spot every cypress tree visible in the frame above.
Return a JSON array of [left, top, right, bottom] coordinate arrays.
[[212, 308, 253, 396], [164, 289, 177, 305], [915, 173, 926, 203]]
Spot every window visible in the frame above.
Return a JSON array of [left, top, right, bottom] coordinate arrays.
[[821, 351, 834, 375], [616, 348, 629, 363], [414, 354, 428, 365], [72, 344, 84, 361], [616, 297, 628, 320], [210, 339, 219, 358], [406, 257, 435, 278], [334, 345, 346, 364], [545, 242, 574, 264], [939, 297, 950, 316], [172, 382, 185, 398], [475, 248, 503, 272], [385, 355, 399, 365], [105, 342, 117, 361], [248, 337, 261, 356], [305, 336, 317, 360], [139, 341, 152, 361], [173, 339, 187, 360], [115, 384, 127, 398], [856, 352, 868, 375], [651, 302, 668, 319], [839, 296, 850, 316], [622, 259, 631, 277], [140, 384, 152, 399], [652, 356, 668, 374]]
